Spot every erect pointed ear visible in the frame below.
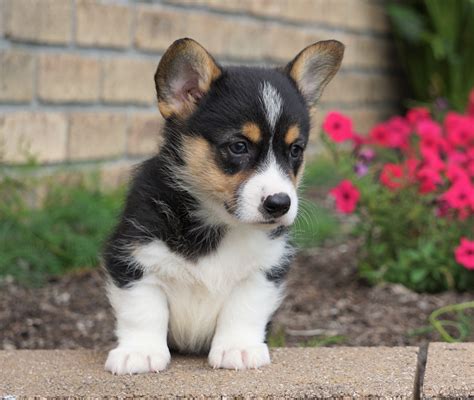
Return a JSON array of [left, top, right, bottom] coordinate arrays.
[[285, 40, 344, 107], [154, 38, 222, 119]]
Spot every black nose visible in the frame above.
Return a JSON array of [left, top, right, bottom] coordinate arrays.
[[262, 193, 291, 218]]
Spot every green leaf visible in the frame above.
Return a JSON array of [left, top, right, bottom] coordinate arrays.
[[387, 4, 427, 44]]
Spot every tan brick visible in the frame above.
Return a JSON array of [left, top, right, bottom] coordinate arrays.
[[102, 58, 156, 105], [342, 34, 395, 69], [321, 71, 402, 104], [0, 348, 419, 398], [38, 54, 100, 103], [133, 5, 392, 69], [127, 113, 164, 157], [0, 50, 34, 102], [68, 113, 127, 161], [0, 0, 5, 38], [0, 112, 67, 164], [76, 0, 131, 49], [134, 4, 305, 62], [168, 0, 389, 33], [134, 5, 267, 61], [4, 0, 71, 44], [423, 343, 474, 398]]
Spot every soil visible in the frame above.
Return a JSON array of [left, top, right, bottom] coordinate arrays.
[[1, 239, 472, 350]]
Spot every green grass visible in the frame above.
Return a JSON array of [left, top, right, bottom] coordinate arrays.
[[268, 330, 347, 348], [300, 335, 347, 347], [302, 155, 342, 189], [267, 328, 287, 348], [0, 175, 125, 285], [292, 202, 340, 248]]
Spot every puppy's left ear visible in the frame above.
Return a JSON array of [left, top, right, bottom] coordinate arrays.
[[285, 40, 344, 107], [154, 38, 222, 119]]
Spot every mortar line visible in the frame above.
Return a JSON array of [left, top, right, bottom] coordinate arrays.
[[0, 100, 401, 114]]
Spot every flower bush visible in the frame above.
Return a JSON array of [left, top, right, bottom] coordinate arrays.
[[323, 91, 474, 293]]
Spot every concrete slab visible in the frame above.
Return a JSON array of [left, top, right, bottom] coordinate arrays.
[[422, 342, 474, 399], [0, 347, 418, 399]]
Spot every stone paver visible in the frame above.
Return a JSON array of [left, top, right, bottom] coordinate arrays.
[[422, 342, 474, 399], [0, 347, 418, 399]]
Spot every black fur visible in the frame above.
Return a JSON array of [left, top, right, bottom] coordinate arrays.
[[187, 67, 310, 177], [103, 157, 227, 288], [104, 65, 310, 288], [265, 253, 293, 285]]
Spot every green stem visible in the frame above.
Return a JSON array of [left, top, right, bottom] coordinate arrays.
[[429, 301, 474, 342]]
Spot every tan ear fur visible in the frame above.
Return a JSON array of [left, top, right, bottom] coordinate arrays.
[[286, 40, 344, 107], [154, 38, 222, 119]]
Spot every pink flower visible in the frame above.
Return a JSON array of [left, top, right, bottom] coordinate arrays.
[[380, 163, 404, 190], [445, 112, 465, 133], [351, 132, 366, 146], [330, 180, 360, 214], [380, 117, 411, 149], [415, 120, 443, 158], [323, 112, 353, 142], [417, 119, 442, 138], [406, 107, 430, 125], [405, 158, 420, 182], [446, 163, 470, 183], [448, 151, 468, 165], [423, 152, 445, 172], [417, 167, 442, 194], [436, 200, 450, 218], [468, 89, 474, 116], [466, 160, 474, 177], [467, 147, 474, 160], [446, 114, 474, 147], [443, 181, 474, 210], [455, 238, 474, 270], [421, 137, 443, 159], [368, 117, 411, 149], [369, 123, 391, 147]]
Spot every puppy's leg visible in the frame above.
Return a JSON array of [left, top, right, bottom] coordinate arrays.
[[105, 279, 170, 374], [209, 273, 283, 370]]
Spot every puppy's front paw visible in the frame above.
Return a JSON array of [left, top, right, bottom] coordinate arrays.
[[105, 346, 171, 375], [208, 343, 270, 370]]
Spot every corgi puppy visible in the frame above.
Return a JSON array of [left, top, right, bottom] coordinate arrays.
[[103, 38, 344, 374]]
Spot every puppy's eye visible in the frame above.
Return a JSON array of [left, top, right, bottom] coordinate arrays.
[[290, 144, 303, 158], [228, 141, 248, 155]]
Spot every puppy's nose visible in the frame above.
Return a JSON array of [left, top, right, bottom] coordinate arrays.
[[262, 193, 291, 218]]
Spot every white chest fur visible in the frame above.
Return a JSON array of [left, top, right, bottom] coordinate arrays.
[[131, 226, 288, 352]]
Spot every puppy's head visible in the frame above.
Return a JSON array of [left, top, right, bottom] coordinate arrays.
[[155, 38, 344, 227]]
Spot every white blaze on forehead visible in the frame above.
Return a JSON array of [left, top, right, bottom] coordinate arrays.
[[260, 81, 283, 131]]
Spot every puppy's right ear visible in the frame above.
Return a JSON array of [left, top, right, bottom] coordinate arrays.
[[154, 38, 222, 120]]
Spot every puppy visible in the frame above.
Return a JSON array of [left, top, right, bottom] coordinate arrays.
[[103, 38, 344, 374]]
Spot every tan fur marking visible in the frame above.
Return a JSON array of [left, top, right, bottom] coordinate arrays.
[[242, 122, 261, 143], [285, 125, 300, 145], [182, 137, 250, 205], [288, 40, 344, 106], [156, 39, 221, 119]]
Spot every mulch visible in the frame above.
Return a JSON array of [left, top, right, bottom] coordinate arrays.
[[1, 238, 472, 350]]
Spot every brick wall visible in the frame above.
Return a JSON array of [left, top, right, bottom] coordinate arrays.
[[0, 0, 401, 185]]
